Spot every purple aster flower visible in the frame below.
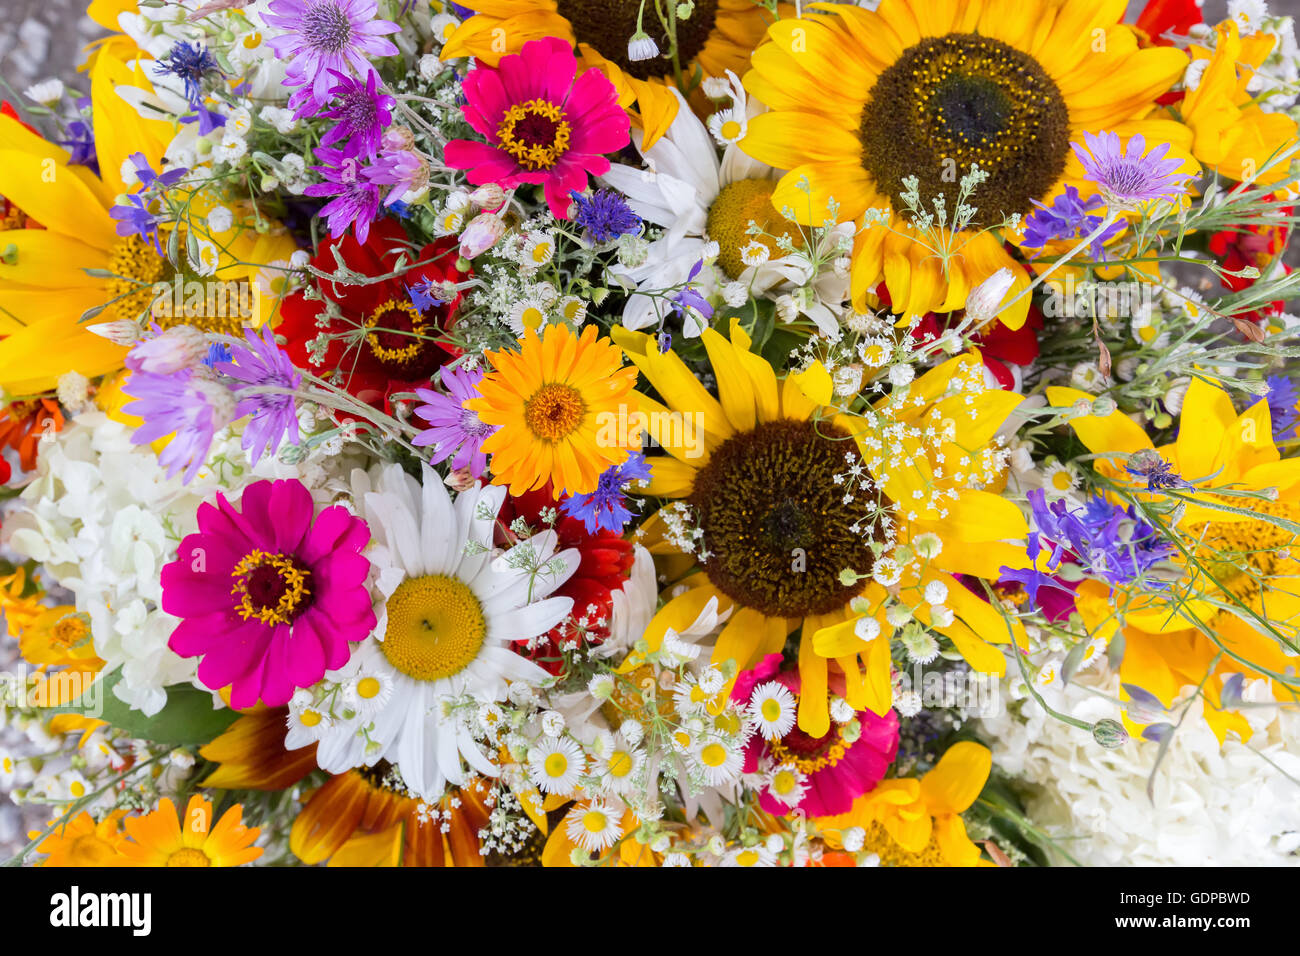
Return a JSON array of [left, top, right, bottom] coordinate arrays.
[[1024, 488, 1174, 587], [306, 145, 381, 243], [1265, 375, 1299, 443], [364, 146, 425, 206], [571, 188, 641, 242], [215, 326, 303, 465], [264, 0, 401, 109], [411, 366, 499, 477], [1071, 131, 1193, 209], [560, 451, 653, 533], [1022, 185, 1125, 260], [122, 368, 235, 483], [315, 69, 394, 158]]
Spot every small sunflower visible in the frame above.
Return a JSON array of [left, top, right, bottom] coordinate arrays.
[[469, 322, 639, 498], [740, 0, 1199, 325], [119, 795, 262, 867], [441, 0, 781, 147], [615, 320, 1030, 735]]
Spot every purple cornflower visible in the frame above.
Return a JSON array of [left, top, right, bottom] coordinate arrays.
[[411, 366, 498, 477], [215, 326, 302, 465], [264, 0, 401, 109], [364, 146, 425, 206], [154, 41, 225, 133], [122, 369, 234, 483], [560, 451, 653, 533], [1071, 131, 1193, 209], [1265, 375, 1299, 442], [1022, 185, 1125, 260], [571, 188, 641, 242], [315, 69, 394, 157], [203, 343, 234, 368], [306, 145, 381, 243], [1125, 449, 1193, 491]]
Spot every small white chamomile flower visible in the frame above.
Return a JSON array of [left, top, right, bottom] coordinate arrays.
[[748, 681, 797, 741], [707, 109, 747, 146], [345, 673, 394, 715], [564, 800, 624, 853], [521, 231, 556, 268], [528, 736, 584, 794], [766, 763, 808, 809], [722, 844, 777, 867], [692, 738, 744, 786]]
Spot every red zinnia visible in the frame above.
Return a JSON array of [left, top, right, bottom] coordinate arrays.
[[278, 219, 467, 408]]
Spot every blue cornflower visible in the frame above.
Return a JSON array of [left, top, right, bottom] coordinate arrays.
[[561, 451, 653, 534], [1022, 185, 1125, 260], [1125, 450, 1192, 491], [202, 343, 234, 368], [571, 188, 641, 243], [1025, 488, 1174, 587], [407, 277, 446, 312], [155, 41, 226, 135], [1265, 374, 1299, 442]]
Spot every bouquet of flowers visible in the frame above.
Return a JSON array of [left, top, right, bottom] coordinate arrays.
[[1, 0, 1298, 869]]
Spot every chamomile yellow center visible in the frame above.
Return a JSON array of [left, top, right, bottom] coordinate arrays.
[[582, 809, 608, 833], [381, 574, 487, 681], [356, 677, 382, 700], [544, 752, 569, 778], [761, 698, 783, 721], [606, 750, 634, 778], [523, 382, 586, 442], [706, 178, 804, 280], [698, 742, 729, 768]]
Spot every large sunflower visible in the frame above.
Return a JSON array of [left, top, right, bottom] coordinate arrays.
[[614, 320, 1030, 736], [441, 0, 780, 147], [740, 0, 1197, 326]]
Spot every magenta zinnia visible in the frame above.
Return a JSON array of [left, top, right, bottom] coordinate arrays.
[[444, 37, 629, 220], [161, 478, 375, 708]]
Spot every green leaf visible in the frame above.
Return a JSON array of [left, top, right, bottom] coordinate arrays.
[[52, 671, 239, 747]]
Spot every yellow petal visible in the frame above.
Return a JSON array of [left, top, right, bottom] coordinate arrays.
[[919, 741, 992, 815]]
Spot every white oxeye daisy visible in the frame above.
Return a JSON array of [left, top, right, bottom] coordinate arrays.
[[661, 851, 692, 867], [286, 699, 334, 744], [722, 844, 778, 867], [345, 673, 394, 715], [508, 298, 549, 336], [627, 32, 660, 62], [557, 295, 587, 324], [1041, 461, 1079, 495], [707, 109, 747, 146], [23, 79, 64, 106], [588, 673, 615, 700], [477, 702, 506, 740], [430, 13, 460, 44], [529, 736, 585, 795], [521, 231, 556, 268], [748, 681, 797, 741], [759, 764, 800, 806], [872, 558, 902, 587], [565, 800, 625, 853], [859, 336, 893, 368], [594, 741, 643, 794], [692, 738, 743, 786]]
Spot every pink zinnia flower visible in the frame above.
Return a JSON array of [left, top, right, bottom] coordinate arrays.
[[161, 479, 375, 708], [733, 655, 899, 818], [444, 37, 630, 220]]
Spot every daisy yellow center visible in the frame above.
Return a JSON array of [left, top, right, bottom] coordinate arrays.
[[381, 574, 487, 681], [356, 676, 382, 699], [106, 236, 169, 325], [166, 847, 212, 867], [497, 99, 572, 172], [607, 750, 634, 778], [523, 382, 587, 442], [231, 551, 313, 626], [771, 769, 800, 796], [300, 709, 323, 727], [706, 178, 803, 281], [518, 304, 546, 331], [859, 33, 1070, 224], [689, 418, 881, 618], [544, 752, 569, 778], [582, 809, 608, 832], [554, 0, 719, 80], [1050, 470, 1074, 491], [698, 742, 729, 768], [734, 849, 761, 866], [761, 698, 783, 721], [719, 119, 742, 140], [365, 298, 435, 373]]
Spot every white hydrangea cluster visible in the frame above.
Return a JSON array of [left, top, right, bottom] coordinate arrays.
[[0, 409, 350, 715], [983, 668, 1300, 865]]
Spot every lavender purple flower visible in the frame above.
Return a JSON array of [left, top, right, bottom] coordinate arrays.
[[1071, 131, 1193, 209], [264, 0, 400, 110], [1022, 185, 1125, 260], [306, 145, 381, 243], [1265, 374, 1299, 442], [215, 326, 303, 465], [411, 366, 498, 477], [122, 368, 234, 483], [316, 68, 395, 157]]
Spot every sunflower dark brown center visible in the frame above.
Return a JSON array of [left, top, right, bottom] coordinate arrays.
[[554, 0, 719, 80], [689, 418, 880, 618], [859, 33, 1070, 225]]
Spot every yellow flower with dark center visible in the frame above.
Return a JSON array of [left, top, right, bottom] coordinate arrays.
[[740, 0, 1198, 325], [469, 322, 639, 497], [119, 795, 262, 867], [441, 0, 782, 148], [616, 320, 1031, 735], [1051, 378, 1300, 743]]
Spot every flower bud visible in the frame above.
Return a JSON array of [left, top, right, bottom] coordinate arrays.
[[458, 213, 506, 259], [965, 267, 1016, 325]]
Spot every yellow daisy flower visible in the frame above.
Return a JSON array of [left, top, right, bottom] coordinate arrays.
[[614, 320, 1030, 735], [119, 795, 262, 867], [441, 0, 781, 148], [1049, 378, 1300, 743], [739, 0, 1198, 325], [816, 740, 995, 867], [1181, 20, 1300, 186], [32, 810, 130, 867], [469, 322, 639, 497], [17, 605, 105, 707]]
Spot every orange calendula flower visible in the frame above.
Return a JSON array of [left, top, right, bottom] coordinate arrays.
[[119, 795, 262, 867], [0, 398, 63, 473], [469, 322, 638, 498], [32, 810, 130, 867]]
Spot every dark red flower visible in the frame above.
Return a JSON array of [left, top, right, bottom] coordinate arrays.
[[1135, 0, 1203, 46], [496, 485, 635, 675], [1210, 195, 1295, 329], [278, 219, 467, 408]]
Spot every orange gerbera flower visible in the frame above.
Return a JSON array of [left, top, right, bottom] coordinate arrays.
[[32, 810, 129, 867], [119, 795, 262, 867], [469, 322, 638, 498]]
